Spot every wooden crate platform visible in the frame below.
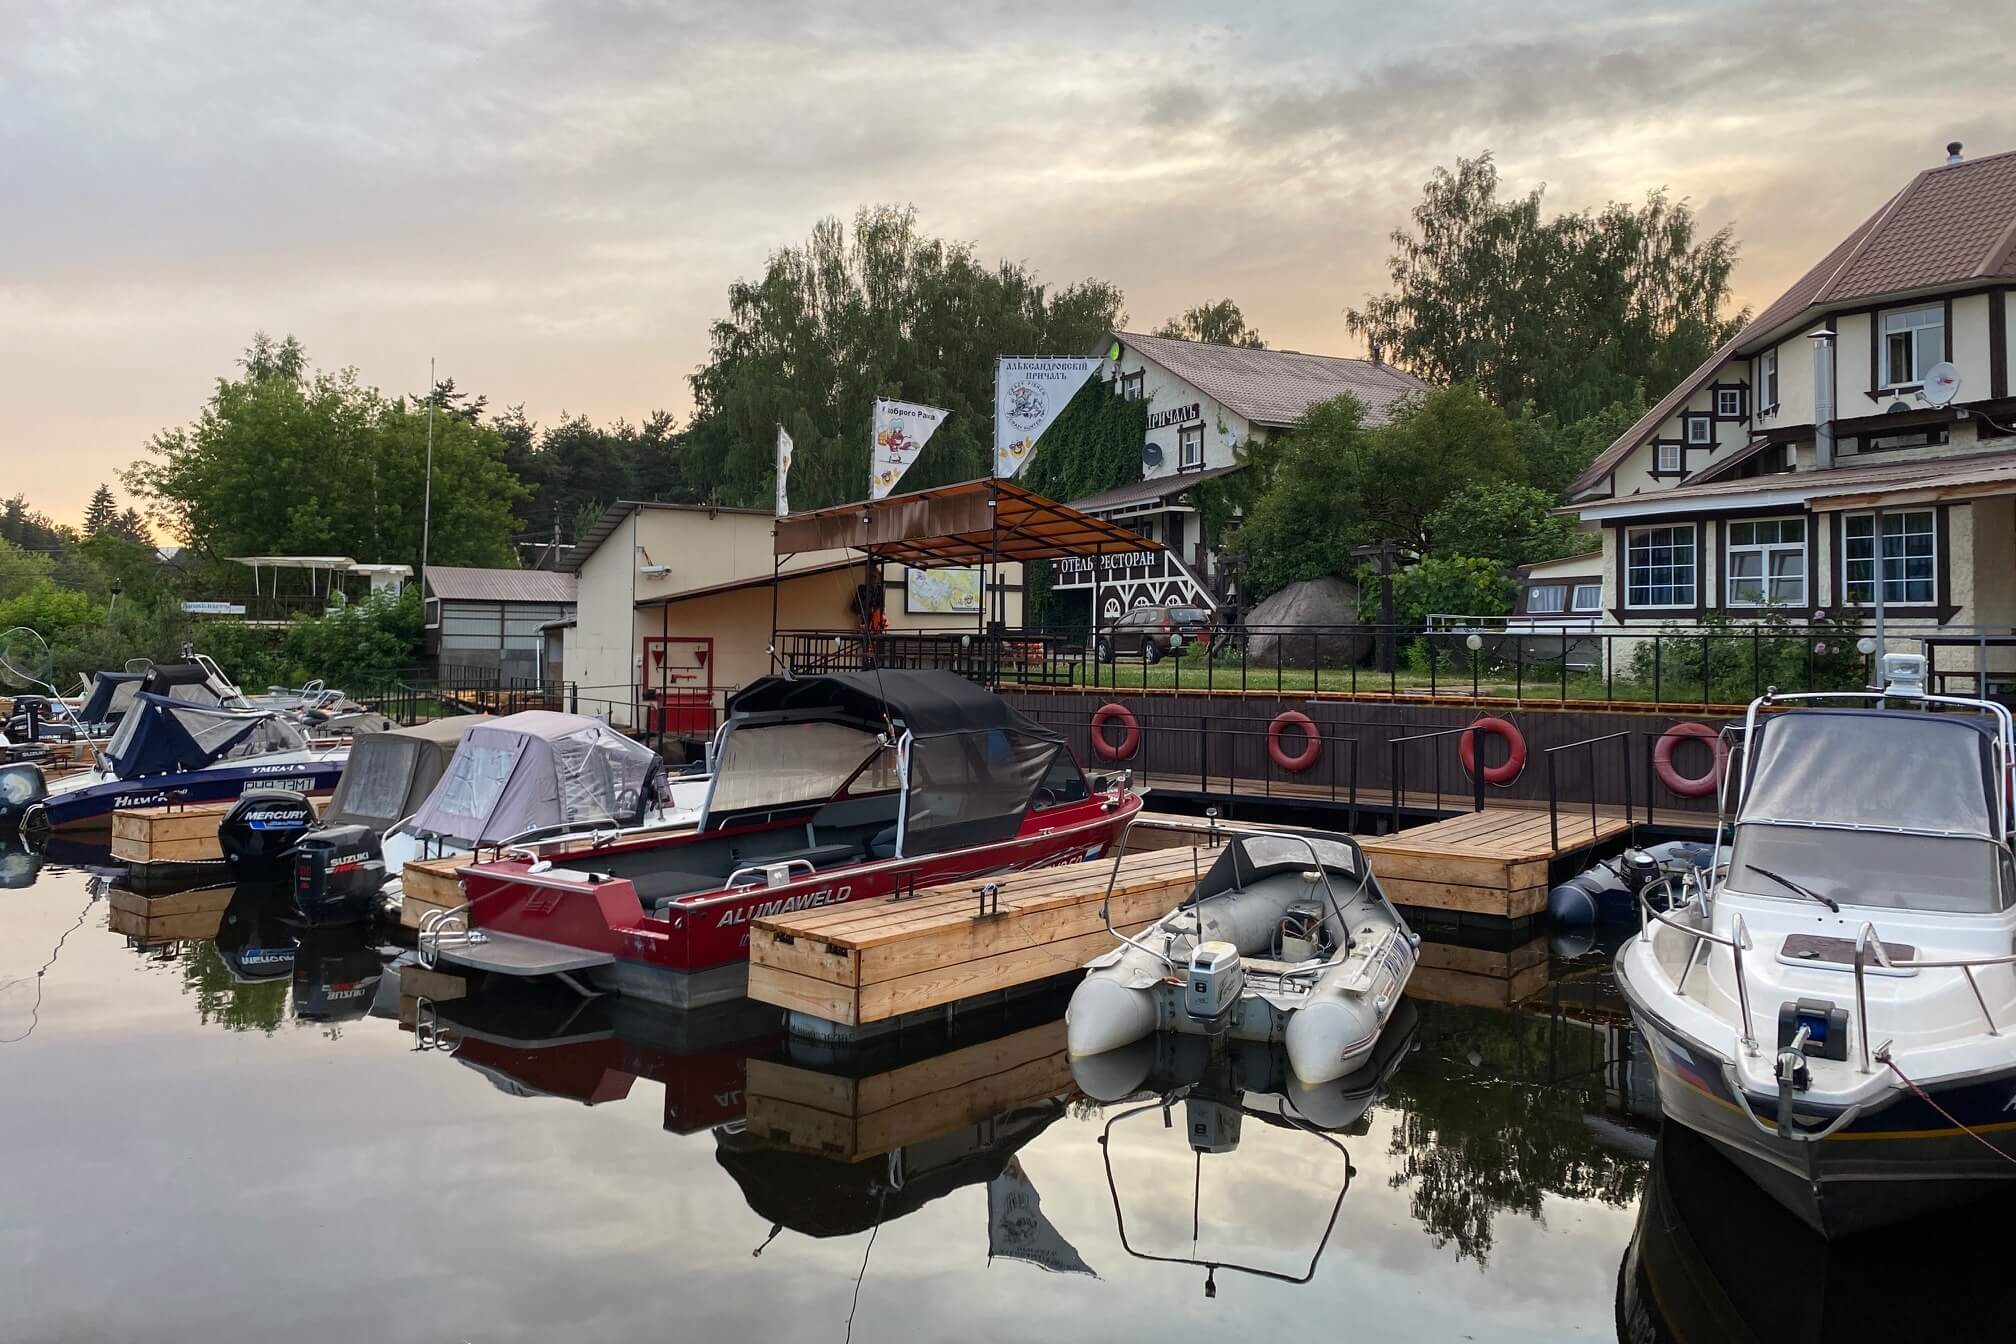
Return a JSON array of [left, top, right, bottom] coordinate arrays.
[[1360, 808, 1629, 920], [397, 855, 472, 929], [110, 797, 325, 866], [744, 1018, 1072, 1162], [105, 883, 235, 946], [746, 848, 1208, 1029]]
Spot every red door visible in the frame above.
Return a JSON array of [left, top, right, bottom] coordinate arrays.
[[642, 637, 715, 737]]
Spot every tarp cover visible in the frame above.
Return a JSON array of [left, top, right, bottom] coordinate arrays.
[[324, 714, 490, 830], [1196, 832, 1364, 903], [1739, 709, 1997, 838], [727, 670, 1062, 744], [137, 663, 229, 708], [78, 671, 147, 725], [406, 711, 657, 848], [100, 693, 306, 778]]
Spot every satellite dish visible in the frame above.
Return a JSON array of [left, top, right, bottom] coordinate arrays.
[[1921, 361, 1961, 407], [1142, 442, 1163, 468]]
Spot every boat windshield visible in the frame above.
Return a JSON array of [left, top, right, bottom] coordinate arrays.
[[1727, 823, 2012, 914], [708, 721, 894, 817]]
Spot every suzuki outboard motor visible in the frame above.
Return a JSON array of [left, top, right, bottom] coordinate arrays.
[[291, 825, 386, 924], [219, 788, 320, 879]]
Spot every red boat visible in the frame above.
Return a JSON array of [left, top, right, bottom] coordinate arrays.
[[425, 670, 1142, 1008]]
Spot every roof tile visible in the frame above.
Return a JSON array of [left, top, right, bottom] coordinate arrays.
[[1116, 331, 1430, 428]]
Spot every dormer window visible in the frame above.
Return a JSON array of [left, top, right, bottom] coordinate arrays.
[[1881, 305, 1944, 388], [1656, 442, 1682, 473], [1685, 415, 1713, 446]]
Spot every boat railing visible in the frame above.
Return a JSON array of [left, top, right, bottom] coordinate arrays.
[[1851, 921, 2016, 1073], [417, 904, 482, 969], [1637, 881, 1759, 1057]]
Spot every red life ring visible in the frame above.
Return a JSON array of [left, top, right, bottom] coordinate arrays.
[[1090, 703, 1139, 762], [1267, 710, 1322, 773], [1654, 721, 1727, 798], [1458, 716, 1527, 786]]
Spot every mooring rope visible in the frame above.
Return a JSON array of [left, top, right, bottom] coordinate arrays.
[[0, 890, 95, 1044], [1879, 1049, 2016, 1169]]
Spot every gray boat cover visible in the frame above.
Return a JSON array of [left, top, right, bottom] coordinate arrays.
[[1740, 709, 1997, 839], [323, 714, 490, 830], [406, 711, 657, 848]]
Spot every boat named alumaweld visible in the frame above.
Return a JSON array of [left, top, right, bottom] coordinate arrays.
[[0, 692, 347, 832], [424, 670, 1141, 1009], [1616, 653, 2016, 1236], [1067, 829, 1418, 1085]]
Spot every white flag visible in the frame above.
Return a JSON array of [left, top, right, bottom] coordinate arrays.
[[869, 399, 951, 500], [774, 425, 793, 517], [987, 1156, 1097, 1276], [994, 357, 1102, 479]]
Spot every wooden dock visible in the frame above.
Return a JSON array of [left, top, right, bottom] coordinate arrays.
[[110, 797, 325, 866], [1360, 808, 1629, 920], [744, 1017, 1072, 1162], [397, 856, 471, 930], [746, 848, 1206, 1031]]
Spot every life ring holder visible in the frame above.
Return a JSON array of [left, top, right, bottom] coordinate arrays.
[[1654, 721, 1727, 798], [1458, 716, 1527, 786], [1267, 710, 1322, 773], [1090, 703, 1140, 762]]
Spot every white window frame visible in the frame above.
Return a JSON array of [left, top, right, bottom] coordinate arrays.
[[1624, 524, 1697, 610], [1758, 348, 1779, 410], [1880, 305, 1944, 389], [1724, 515, 1806, 608], [1178, 424, 1204, 469], [1570, 583, 1602, 613], [1526, 584, 1567, 614], [1656, 442, 1682, 473], [1118, 370, 1146, 402], [1715, 387, 1743, 418], [1685, 415, 1713, 446], [1842, 509, 1937, 607]]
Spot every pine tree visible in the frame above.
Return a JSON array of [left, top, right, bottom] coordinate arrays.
[[83, 484, 118, 537]]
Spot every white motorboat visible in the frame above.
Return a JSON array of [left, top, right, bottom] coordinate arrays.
[[1615, 653, 2016, 1236], [1067, 829, 1419, 1084]]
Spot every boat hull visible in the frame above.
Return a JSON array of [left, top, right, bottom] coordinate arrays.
[[1616, 947, 2016, 1236], [33, 757, 346, 831]]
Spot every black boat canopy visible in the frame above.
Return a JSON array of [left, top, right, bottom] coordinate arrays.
[[100, 693, 305, 779], [726, 670, 1062, 743], [77, 671, 148, 725]]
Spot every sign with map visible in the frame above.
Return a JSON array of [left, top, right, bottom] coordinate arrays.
[[904, 566, 981, 614]]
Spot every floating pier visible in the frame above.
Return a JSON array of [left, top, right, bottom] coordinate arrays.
[[1360, 809, 1630, 922], [109, 797, 325, 866], [746, 848, 1206, 1036], [396, 856, 470, 930]]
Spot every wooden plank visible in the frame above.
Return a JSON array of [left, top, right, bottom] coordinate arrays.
[[854, 880, 1182, 985], [855, 924, 1152, 1024], [110, 797, 324, 863], [1382, 875, 1548, 918], [746, 963, 862, 1025], [1360, 847, 1520, 886], [1418, 937, 1551, 978]]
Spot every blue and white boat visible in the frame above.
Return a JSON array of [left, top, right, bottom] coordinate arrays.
[[0, 692, 348, 831]]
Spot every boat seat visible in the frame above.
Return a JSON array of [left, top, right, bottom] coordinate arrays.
[[762, 841, 860, 871], [866, 826, 898, 860], [635, 869, 728, 908]]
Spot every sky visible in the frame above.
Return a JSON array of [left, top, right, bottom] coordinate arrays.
[[7, 0, 2013, 525]]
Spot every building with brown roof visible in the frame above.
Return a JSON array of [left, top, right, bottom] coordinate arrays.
[[1560, 144, 2016, 680]]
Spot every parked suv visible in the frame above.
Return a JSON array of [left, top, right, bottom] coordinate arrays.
[[1095, 604, 1215, 663]]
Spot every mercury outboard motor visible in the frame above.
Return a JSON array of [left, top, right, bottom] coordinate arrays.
[[291, 824, 386, 925], [218, 788, 321, 879]]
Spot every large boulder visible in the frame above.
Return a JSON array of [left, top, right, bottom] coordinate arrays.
[[1241, 577, 1371, 668]]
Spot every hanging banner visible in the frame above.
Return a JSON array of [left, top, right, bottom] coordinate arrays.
[[987, 1155, 1097, 1276], [774, 425, 793, 517], [870, 399, 951, 500], [994, 357, 1102, 479]]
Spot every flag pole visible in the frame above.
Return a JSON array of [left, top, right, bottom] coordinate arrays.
[[420, 355, 435, 586]]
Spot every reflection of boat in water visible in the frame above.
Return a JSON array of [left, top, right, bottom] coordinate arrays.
[[210, 882, 300, 983], [1618, 1122, 2016, 1343], [289, 923, 393, 1022]]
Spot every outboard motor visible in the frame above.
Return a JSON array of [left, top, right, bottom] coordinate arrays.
[[291, 825, 386, 924], [218, 788, 320, 879], [1548, 841, 1715, 926]]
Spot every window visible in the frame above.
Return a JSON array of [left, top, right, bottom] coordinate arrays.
[[1570, 583, 1602, 613], [1178, 424, 1204, 468], [1625, 525, 1696, 608], [1656, 442, 1682, 473], [1118, 371, 1145, 402], [1843, 510, 1936, 605], [1758, 348, 1779, 409], [1685, 415, 1713, 445], [1715, 388, 1744, 418], [1527, 584, 1566, 614], [1881, 305, 1944, 388], [1726, 516, 1806, 607]]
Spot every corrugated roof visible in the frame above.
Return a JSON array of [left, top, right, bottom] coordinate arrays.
[[1066, 463, 1246, 514], [1570, 148, 2016, 497], [423, 566, 577, 604], [1578, 448, 2016, 517], [1116, 331, 1430, 428], [562, 499, 774, 572], [776, 478, 1163, 567]]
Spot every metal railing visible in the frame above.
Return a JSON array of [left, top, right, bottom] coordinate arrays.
[[1544, 731, 1634, 852], [1387, 724, 1487, 829], [1637, 884, 1759, 1057], [1852, 922, 2016, 1074]]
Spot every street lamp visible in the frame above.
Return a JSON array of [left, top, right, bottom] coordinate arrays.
[[1352, 541, 1403, 675]]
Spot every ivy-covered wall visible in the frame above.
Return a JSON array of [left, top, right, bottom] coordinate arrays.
[[1018, 380, 1148, 629]]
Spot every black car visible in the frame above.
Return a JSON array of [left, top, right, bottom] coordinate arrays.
[[1095, 605, 1215, 663]]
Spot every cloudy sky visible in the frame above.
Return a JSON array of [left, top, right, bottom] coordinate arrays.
[[7, 0, 2010, 525]]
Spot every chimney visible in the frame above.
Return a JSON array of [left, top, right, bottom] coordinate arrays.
[[1810, 326, 1837, 469], [1947, 141, 1964, 165], [1368, 337, 1383, 367]]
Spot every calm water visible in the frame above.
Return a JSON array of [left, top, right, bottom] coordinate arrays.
[[0, 848, 2004, 1343]]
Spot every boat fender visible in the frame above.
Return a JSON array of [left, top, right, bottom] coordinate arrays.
[[1653, 721, 1727, 798], [1458, 717, 1526, 786], [1267, 710, 1322, 773], [1090, 703, 1140, 762]]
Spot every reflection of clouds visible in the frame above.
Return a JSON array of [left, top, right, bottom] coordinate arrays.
[[9, 0, 2012, 520]]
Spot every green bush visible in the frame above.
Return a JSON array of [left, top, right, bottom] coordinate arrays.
[[1626, 609, 1867, 701]]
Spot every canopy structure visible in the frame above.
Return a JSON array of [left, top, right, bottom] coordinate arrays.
[[773, 478, 1164, 568], [101, 693, 305, 779], [406, 711, 660, 848], [323, 714, 491, 831], [77, 671, 149, 725], [725, 669, 1059, 741], [1740, 709, 1998, 839]]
